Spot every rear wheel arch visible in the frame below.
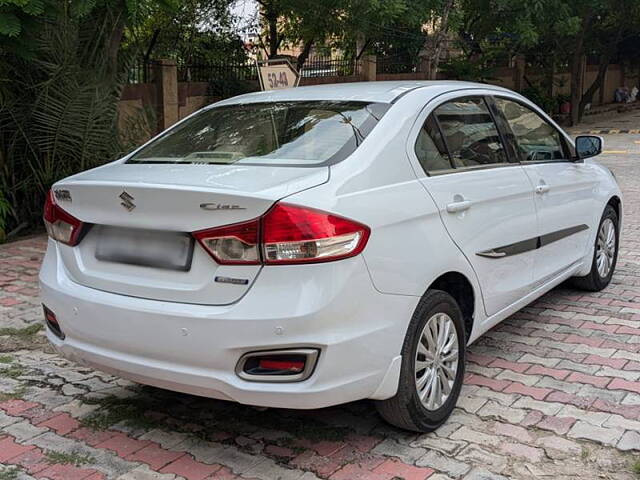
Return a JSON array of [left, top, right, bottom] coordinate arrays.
[[607, 195, 621, 220], [428, 272, 475, 342]]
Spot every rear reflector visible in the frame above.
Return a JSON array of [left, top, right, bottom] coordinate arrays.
[[193, 203, 369, 265], [236, 349, 319, 382], [42, 305, 65, 340], [258, 359, 305, 372], [44, 190, 85, 246]]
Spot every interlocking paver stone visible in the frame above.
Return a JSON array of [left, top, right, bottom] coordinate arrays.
[[617, 430, 640, 451], [1, 118, 640, 478], [567, 421, 624, 446]]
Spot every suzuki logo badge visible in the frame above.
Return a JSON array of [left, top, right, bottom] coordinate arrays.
[[119, 191, 136, 211]]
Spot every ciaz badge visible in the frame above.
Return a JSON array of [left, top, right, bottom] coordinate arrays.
[[200, 203, 246, 211], [53, 189, 72, 202]]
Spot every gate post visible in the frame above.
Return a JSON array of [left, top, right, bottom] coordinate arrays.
[[362, 55, 377, 81], [155, 59, 179, 130]]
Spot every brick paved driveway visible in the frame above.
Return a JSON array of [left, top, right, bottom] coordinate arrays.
[[1, 113, 639, 479]]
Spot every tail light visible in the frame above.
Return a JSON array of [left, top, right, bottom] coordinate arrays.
[[44, 190, 85, 246], [193, 203, 369, 265], [262, 204, 369, 264]]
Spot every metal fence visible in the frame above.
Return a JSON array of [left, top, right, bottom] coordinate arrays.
[[127, 58, 157, 84], [177, 62, 258, 82], [376, 53, 420, 75], [300, 57, 360, 77], [126, 56, 362, 85]]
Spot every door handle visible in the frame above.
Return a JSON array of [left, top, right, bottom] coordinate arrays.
[[535, 184, 550, 195], [446, 200, 473, 213]]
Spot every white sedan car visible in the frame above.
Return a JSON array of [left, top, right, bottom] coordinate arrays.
[[40, 81, 621, 431]]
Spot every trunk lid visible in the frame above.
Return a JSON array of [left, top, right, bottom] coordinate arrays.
[[54, 162, 328, 305]]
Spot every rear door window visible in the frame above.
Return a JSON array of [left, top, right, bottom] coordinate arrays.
[[414, 115, 453, 173], [434, 97, 509, 168]]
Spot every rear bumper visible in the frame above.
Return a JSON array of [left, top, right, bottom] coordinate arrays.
[[39, 239, 415, 409]]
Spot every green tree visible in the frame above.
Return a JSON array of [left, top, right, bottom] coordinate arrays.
[[457, 0, 640, 123], [0, 0, 177, 239], [255, 0, 442, 70], [128, 0, 246, 66], [0, 0, 57, 56]]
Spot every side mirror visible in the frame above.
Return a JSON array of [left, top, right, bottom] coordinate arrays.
[[575, 135, 603, 160]]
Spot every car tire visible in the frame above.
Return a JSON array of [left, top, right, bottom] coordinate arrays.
[[375, 290, 466, 432], [571, 205, 619, 292]]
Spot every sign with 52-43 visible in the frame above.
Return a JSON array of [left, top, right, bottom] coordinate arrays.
[[257, 60, 300, 91]]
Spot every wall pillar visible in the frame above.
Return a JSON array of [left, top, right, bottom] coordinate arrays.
[[513, 55, 526, 92], [361, 55, 377, 81], [155, 59, 179, 130]]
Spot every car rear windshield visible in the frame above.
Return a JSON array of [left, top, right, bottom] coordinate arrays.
[[127, 101, 389, 166]]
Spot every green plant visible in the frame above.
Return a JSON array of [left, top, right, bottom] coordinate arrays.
[[0, 466, 19, 480], [1, 363, 27, 379], [81, 395, 160, 430], [0, 1, 178, 239], [440, 57, 497, 83], [118, 104, 157, 153], [0, 385, 27, 401], [632, 459, 640, 476], [521, 85, 558, 114], [45, 450, 94, 466], [0, 189, 13, 242], [0, 324, 43, 336], [207, 75, 258, 99], [0, 354, 13, 363]]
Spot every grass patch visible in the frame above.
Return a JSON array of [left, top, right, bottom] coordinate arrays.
[[0, 355, 13, 363], [0, 364, 27, 379], [45, 450, 94, 466], [81, 395, 159, 431], [0, 324, 43, 337], [0, 386, 27, 401], [0, 466, 19, 480], [632, 460, 640, 476]]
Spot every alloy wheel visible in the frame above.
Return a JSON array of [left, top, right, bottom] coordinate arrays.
[[414, 312, 459, 411], [596, 218, 616, 278]]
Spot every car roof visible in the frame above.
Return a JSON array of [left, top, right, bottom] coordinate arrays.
[[213, 80, 512, 106]]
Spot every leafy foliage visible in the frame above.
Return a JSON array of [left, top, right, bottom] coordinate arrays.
[[44, 451, 95, 466], [256, 0, 442, 67], [127, 0, 245, 65], [440, 56, 496, 82], [0, 188, 12, 240], [0, 0, 176, 239]]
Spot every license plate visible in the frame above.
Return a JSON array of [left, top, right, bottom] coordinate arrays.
[[95, 226, 194, 271]]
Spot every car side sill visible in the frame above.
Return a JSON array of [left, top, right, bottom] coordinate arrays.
[[468, 259, 584, 344]]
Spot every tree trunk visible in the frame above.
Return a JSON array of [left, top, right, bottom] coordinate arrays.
[[578, 37, 620, 122], [296, 38, 314, 71], [257, 0, 280, 58], [268, 12, 278, 58], [579, 58, 610, 121], [107, 14, 126, 74], [143, 29, 161, 62], [569, 54, 585, 125], [428, 0, 455, 80], [545, 59, 555, 99], [569, 13, 593, 126]]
